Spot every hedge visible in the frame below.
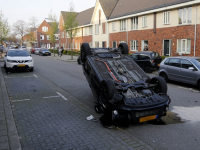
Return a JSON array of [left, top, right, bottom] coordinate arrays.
[[48, 49, 80, 56]]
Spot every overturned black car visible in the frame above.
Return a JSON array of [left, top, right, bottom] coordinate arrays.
[[81, 43, 171, 127]]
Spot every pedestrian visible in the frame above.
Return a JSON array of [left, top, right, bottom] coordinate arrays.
[[60, 46, 64, 57]]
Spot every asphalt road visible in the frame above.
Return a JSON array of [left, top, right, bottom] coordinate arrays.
[[16, 54, 200, 149]]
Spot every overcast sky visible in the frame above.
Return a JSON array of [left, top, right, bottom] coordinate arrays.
[[0, 0, 96, 29]]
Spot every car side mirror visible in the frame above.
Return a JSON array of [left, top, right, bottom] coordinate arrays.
[[4, 55, 7, 57], [188, 67, 194, 71], [30, 55, 31, 56]]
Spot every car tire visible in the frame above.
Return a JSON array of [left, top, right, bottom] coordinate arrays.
[[81, 43, 91, 63], [99, 79, 116, 101], [144, 66, 153, 73], [159, 72, 169, 82], [118, 43, 129, 55], [197, 80, 200, 90], [30, 67, 34, 72], [151, 76, 167, 94], [4, 63, 8, 72]]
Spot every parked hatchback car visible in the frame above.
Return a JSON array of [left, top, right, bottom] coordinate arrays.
[[159, 57, 200, 89], [39, 49, 51, 56], [4, 49, 34, 72], [130, 51, 162, 73]]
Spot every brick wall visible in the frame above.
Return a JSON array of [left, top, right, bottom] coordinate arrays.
[[110, 25, 200, 57]]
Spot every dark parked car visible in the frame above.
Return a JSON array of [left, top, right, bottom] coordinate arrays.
[[77, 56, 81, 64], [159, 57, 200, 90], [39, 49, 51, 56], [130, 51, 162, 73], [81, 43, 171, 127], [0, 45, 3, 53]]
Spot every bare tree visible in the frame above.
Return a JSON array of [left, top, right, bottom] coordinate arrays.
[[0, 11, 10, 44], [13, 20, 28, 46], [29, 16, 38, 28], [47, 10, 58, 56], [64, 2, 79, 60]]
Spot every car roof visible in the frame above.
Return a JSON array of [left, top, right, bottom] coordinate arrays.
[[132, 51, 155, 54], [166, 56, 200, 60]]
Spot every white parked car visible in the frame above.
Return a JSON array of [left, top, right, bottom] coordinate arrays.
[[20, 46, 27, 50], [4, 50, 34, 72]]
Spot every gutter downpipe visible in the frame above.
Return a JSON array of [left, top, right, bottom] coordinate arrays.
[[127, 19, 128, 45], [194, 5, 197, 56]]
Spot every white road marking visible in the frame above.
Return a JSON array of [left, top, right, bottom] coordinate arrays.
[[11, 99, 30, 102], [56, 92, 68, 100], [23, 76, 32, 77], [43, 96, 60, 99], [178, 86, 199, 93], [5, 76, 15, 78], [33, 74, 38, 78]]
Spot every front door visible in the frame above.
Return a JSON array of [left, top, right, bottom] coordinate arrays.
[[164, 40, 170, 56]]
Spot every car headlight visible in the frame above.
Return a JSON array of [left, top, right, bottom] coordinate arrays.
[[28, 59, 33, 62], [7, 59, 13, 62]]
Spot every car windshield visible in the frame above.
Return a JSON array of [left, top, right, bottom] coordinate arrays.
[[191, 58, 200, 69], [7, 50, 29, 57], [41, 49, 49, 52]]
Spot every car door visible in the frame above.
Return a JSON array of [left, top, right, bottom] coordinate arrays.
[[166, 58, 181, 81], [130, 54, 140, 66], [179, 59, 197, 84]]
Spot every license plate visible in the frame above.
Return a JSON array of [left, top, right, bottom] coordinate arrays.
[[46, 53, 49, 54], [139, 115, 157, 122], [18, 64, 26, 67], [158, 64, 160, 66]]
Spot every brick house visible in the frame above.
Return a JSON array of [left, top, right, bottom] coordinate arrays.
[[23, 28, 37, 47], [36, 20, 59, 49], [59, 0, 200, 56]]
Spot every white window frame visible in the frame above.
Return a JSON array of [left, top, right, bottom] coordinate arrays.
[[62, 32, 65, 38], [130, 40, 138, 51], [119, 41, 126, 43], [95, 41, 99, 48], [85, 27, 87, 35], [95, 24, 99, 34], [40, 35, 44, 40], [142, 16, 147, 27], [55, 36, 59, 40], [112, 22, 116, 31], [131, 17, 138, 30], [42, 26, 48, 32], [89, 26, 93, 35], [177, 39, 191, 54], [163, 11, 170, 24], [89, 42, 92, 47], [179, 7, 192, 25], [47, 35, 50, 40], [120, 19, 126, 31]]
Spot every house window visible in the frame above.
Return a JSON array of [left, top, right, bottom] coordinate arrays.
[[47, 35, 50, 40], [85, 27, 87, 35], [89, 26, 92, 35], [68, 43, 70, 49], [177, 39, 191, 54], [164, 12, 170, 24], [102, 41, 106, 48], [130, 40, 138, 51], [112, 22, 115, 31], [113, 41, 117, 48], [179, 7, 192, 24], [75, 43, 77, 49], [62, 32, 65, 38], [131, 17, 138, 30], [142, 16, 147, 27], [141, 40, 148, 51], [95, 41, 99, 48], [40, 35, 44, 40], [89, 42, 92, 47], [95, 24, 99, 34], [55, 36, 59, 40], [71, 43, 74, 49], [42, 26, 48, 32], [120, 19, 126, 31]]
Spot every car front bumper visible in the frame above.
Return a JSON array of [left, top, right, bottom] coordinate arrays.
[[6, 62, 34, 70]]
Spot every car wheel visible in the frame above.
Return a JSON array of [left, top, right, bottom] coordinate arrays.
[[197, 80, 200, 90], [30, 67, 34, 72], [159, 72, 169, 82], [99, 79, 116, 101], [151, 76, 167, 94], [118, 43, 129, 55], [144, 66, 153, 73], [81, 43, 91, 63]]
